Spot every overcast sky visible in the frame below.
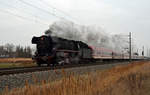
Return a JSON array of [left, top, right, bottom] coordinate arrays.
[[0, 0, 150, 51]]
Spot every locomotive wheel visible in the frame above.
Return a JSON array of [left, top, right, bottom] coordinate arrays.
[[56, 58, 65, 66], [37, 63, 41, 66], [47, 63, 51, 66], [37, 60, 42, 66]]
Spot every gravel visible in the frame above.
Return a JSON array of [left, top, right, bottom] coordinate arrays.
[[0, 62, 129, 92]]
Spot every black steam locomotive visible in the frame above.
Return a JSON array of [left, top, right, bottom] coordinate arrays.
[[32, 35, 93, 66]]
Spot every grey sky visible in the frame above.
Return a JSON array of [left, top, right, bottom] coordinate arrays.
[[0, 0, 150, 51]]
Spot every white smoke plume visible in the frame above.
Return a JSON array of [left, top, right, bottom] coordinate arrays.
[[45, 20, 131, 53]]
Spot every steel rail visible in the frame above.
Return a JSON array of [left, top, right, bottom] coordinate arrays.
[[0, 59, 145, 76]]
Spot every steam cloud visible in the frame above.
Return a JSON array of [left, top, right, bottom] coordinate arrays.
[[45, 20, 132, 54]]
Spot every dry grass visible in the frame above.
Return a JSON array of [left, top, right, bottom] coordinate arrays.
[[0, 58, 35, 68], [0, 58, 33, 63], [142, 75, 150, 95], [0, 62, 36, 68], [2, 61, 150, 95]]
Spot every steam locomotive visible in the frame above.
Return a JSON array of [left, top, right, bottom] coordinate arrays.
[[32, 34, 143, 66], [32, 35, 93, 66]]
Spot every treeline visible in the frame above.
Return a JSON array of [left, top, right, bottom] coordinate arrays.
[[0, 44, 33, 58]]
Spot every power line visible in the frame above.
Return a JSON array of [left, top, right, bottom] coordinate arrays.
[[18, 0, 68, 21], [0, 0, 78, 25], [0, 0, 79, 26], [38, 0, 78, 23], [0, 1, 50, 25], [0, 8, 49, 25]]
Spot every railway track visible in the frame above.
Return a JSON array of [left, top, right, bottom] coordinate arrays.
[[0, 62, 118, 76], [0, 60, 144, 76], [0, 62, 110, 76]]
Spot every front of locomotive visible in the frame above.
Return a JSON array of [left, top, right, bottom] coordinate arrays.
[[32, 35, 54, 66]]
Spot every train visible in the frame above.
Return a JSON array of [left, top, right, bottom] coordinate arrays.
[[32, 34, 143, 66]]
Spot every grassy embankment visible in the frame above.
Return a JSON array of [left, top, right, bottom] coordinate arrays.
[[2, 61, 150, 95], [0, 58, 35, 68]]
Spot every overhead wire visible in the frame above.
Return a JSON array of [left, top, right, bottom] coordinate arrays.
[[0, 1, 49, 25], [0, 0, 78, 26], [38, 0, 78, 23], [0, 8, 48, 25], [18, 0, 67, 21]]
